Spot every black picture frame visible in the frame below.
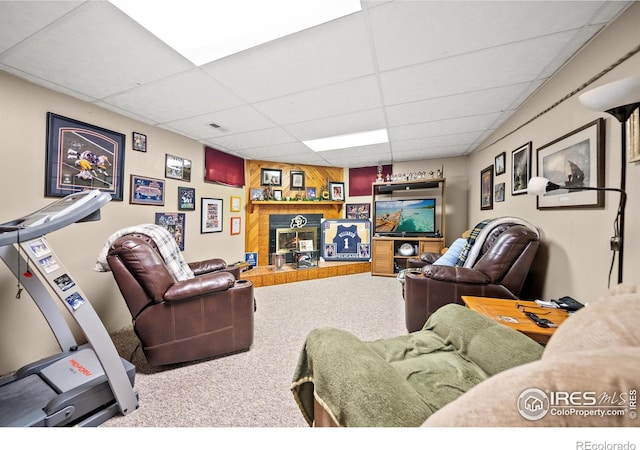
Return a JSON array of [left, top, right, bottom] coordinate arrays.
[[178, 186, 195, 211], [512, 142, 532, 195], [261, 168, 282, 186], [346, 203, 370, 219], [495, 152, 506, 175], [329, 182, 345, 201], [481, 165, 494, 210], [132, 132, 147, 152], [290, 170, 305, 189], [535, 118, 605, 210], [45, 112, 125, 200], [201, 197, 223, 233]]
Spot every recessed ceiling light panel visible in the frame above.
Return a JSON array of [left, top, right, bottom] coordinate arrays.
[[110, 0, 362, 65], [303, 129, 389, 152]]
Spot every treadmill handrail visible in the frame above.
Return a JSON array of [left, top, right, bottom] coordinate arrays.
[[0, 190, 112, 246]]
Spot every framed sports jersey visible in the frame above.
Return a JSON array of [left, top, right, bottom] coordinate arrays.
[[321, 219, 371, 261]]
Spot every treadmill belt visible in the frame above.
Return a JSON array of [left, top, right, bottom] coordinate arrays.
[[0, 375, 57, 427]]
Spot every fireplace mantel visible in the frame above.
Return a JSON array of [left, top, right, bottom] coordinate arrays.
[[248, 200, 343, 213]]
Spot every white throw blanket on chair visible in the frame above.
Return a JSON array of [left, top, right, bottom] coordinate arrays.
[[94, 224, 194, 281]]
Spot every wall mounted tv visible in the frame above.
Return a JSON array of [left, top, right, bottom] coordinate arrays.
[[374, 199, 437, 236]]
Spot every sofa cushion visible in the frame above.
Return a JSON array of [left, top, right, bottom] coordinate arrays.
[[543, 283, 640, 357], [423, 347, 640, 426]]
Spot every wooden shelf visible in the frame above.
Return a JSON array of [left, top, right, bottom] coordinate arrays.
[[248, 200, 343, 213]]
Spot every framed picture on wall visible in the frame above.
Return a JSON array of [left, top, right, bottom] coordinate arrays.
[[178, 186, 195, 210], [261, 168, 282, 186], [495, 182, 505, 202], [535, 118, 604, 210], [512, 142, 532, 195], [230, 196, 241, 212], [155, 212, 185, 251], [320, 219, 371, 261], [230, 216, 241, 235], [201, 197, 223, 233], [346, 203, 370, 219], [165, 154, 191, 181], [628, 108, 640, 162], [45, 112, 126, 200], [495, 152, 506, 176], [480, 165, 494, 210], [130, 175, 165, 206], [132, 132, 147, 152], [329, 182, 345, 201], [290, 170, 305, 189]]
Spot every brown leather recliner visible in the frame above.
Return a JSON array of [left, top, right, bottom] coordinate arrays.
[[106, 233, 254, 366], [404, 222, 539, 332]]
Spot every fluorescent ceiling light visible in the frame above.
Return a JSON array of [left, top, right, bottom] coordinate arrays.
[[303, 129, 389, 152], [110, 0, 361, 65]]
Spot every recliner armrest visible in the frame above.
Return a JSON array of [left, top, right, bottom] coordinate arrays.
[[421, 265, 490, 284], [164, 271, 236, 302], [189, 258, 228, 275]]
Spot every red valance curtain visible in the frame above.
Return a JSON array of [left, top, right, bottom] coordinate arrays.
[[204, 146, 245, 187], [349, 165, 392, 196]]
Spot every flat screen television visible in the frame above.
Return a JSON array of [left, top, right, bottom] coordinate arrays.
[[374, 198, 437, 236]]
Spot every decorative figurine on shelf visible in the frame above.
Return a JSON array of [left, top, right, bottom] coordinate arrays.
[[376, 164, 384, 182]]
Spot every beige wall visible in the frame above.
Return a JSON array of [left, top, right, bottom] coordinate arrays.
[[466, 2, 640, 301], [0, 71, 246, 374]]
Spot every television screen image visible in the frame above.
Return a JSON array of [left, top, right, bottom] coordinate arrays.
[[374, 199, 436, 236]]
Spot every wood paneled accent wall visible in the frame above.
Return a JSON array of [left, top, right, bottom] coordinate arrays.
[[244, 160, 344, 266]]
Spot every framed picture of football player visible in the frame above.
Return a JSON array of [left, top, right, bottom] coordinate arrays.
[[45, 112, 125, 200], [320, 219, 371, 261]]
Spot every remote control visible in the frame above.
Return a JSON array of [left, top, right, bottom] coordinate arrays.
[[524, 312, 556, 328]]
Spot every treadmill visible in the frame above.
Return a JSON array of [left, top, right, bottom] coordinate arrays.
[[0, 190, 138, 427]]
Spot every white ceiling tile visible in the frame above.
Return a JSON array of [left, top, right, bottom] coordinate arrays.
[[385, 83, 531, 127], [103, 69, 245, 124], [207, 127, 297, 151], [368, 1, 613, 71], [389, 113, 504, 141], [380, 30, 580, 106], [253, 76, 382, 125], [162, 106, 276, 140], [283, 109, 386, 141], [204, 13, 374, 103], [0, 1, 82, 54]]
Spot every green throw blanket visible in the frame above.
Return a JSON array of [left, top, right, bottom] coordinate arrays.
[[291, 304, 543, 427]]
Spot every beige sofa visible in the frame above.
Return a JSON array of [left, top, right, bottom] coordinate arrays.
[[423, 283, 640, 426]]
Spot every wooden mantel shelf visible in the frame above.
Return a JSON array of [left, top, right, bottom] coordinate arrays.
[[248, 200, 343, 213]]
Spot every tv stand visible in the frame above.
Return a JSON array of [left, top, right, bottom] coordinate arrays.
[[371, 235, 444, 276], [371, 178, 446, 277]]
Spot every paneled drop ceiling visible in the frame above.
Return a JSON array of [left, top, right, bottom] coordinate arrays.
[[0, 1, 632, 168]]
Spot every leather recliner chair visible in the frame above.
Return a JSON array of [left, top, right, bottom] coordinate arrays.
[[404, 222, 539, 332], [106, 232, 254, 366]]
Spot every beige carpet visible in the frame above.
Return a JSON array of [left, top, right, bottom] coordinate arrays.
[[102, 272, 407, 427]]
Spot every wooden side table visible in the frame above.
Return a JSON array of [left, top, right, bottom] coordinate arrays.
[[461, 296, 570, 344]]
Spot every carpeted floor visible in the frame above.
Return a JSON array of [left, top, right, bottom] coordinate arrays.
[[102, 272, 407, 427]]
